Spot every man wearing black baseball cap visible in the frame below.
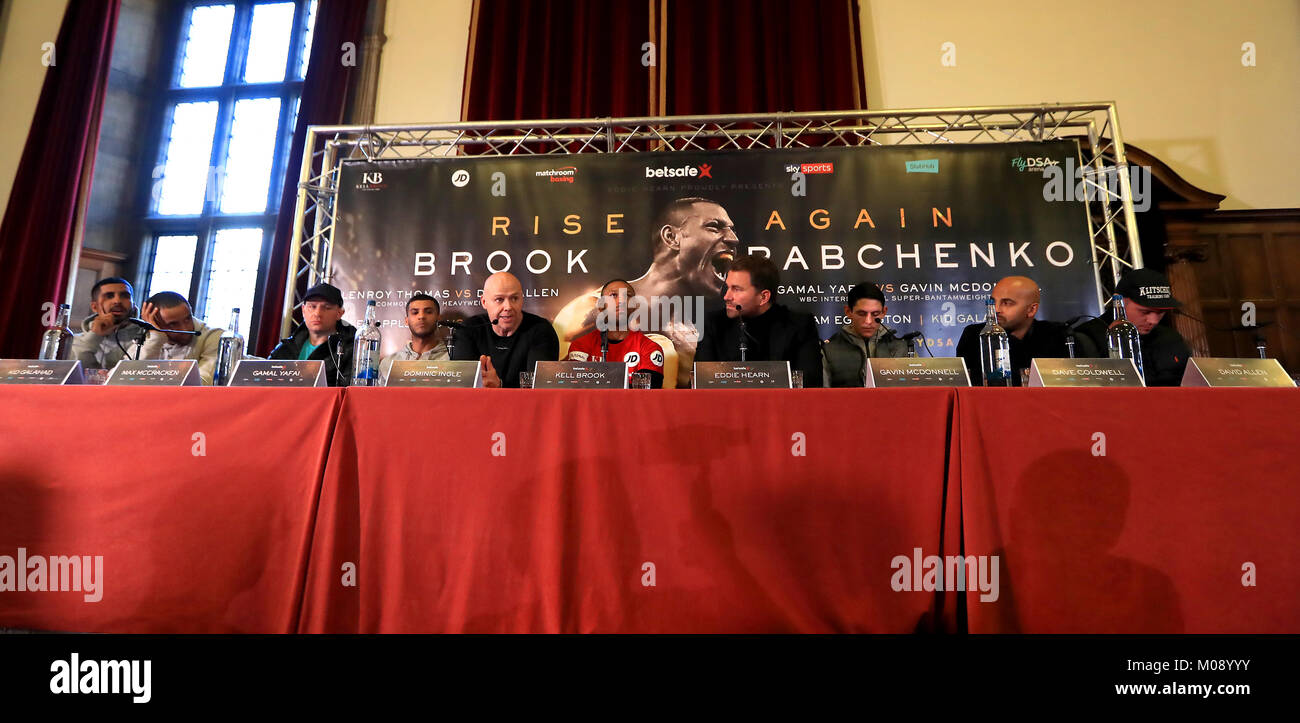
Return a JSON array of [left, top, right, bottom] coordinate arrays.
[[1074, 268, 1192, 386], [268, 282, 356, 386]]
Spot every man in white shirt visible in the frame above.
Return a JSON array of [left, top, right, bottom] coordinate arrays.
[[379, 293, 449, 382], [138, 291, 225, 385]]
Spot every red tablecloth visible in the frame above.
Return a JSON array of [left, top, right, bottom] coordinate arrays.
[[955, 388, 1300, 633], [0, 387, 341, 633], [298, 388, 958, 633]]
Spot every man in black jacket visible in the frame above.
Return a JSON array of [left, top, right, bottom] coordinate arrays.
[[694, 254, 823, 387], [268, 282, 356, 386], [1073, 268, 1192, 387], [449, 271, 559, 387]]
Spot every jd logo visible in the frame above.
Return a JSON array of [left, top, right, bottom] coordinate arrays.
[[451, 169, 470, 187]]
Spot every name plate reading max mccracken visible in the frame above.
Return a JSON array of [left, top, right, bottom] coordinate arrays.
[[1027, 358, 1145, 388], [533, 361, 628, 389], [227, 360, 326, 387], [865, 358, 971, 387], [383, 360, 482, 388], [106, 359, 201, 386], [693, 361, 792, 389], [1180, 357, 1297, 388], [0, 359, 84, 385]]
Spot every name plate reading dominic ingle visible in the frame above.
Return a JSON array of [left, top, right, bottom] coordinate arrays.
[[106, 359, 200, 386], [228, 360, 326, 387], [1181, 358, 1296, 388], [1028, 358, 1144, 387], [865, 358, 971, 387], [533, 361, 628, 389], [383, 360, 482, 388], [0, 359, 84, 385], [693, 361, 791, 389]]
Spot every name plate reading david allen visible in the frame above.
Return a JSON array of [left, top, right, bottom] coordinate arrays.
[[533, 361, 628, 389], [106, 359, 200, 386], [383, 360, 482, 388], [1181, 358, 1296, 388], [693, 361, 791, 389], [227, 360, 326, 387], [0, 359, 84, 385], [865, 358, 970, 387], [1027, 358, 1144, 387]]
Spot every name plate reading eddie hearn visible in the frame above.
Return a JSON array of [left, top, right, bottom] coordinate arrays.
[[1181, 358, 1297, 388], [0, 359, 84, 385], [533, 361, 628, 389], [228, 360, 326, 387], [107, 359, 200, 386], [1028, 358, 1144, 387], [383, 360, 482, 388], [693, 361, 791, 389], [865, 358, 971, 387]]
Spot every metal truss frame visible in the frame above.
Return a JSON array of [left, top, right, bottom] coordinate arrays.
[[283, 103, 1142, 335]]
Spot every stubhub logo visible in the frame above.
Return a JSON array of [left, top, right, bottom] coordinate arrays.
[[644, 163, 713, 179]]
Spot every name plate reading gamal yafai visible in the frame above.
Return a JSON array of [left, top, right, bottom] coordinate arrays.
[[533, 361, 628, 389], [383, 360, 482, 388], [1028, 358, 1145, 387], [0, 359, 84, 385], [228, 360, 326, 387], [693, 361, 792, 389], [107, 359, 200, 386], [1181, 358, 1296, 387], [865, 358, 971, 387]]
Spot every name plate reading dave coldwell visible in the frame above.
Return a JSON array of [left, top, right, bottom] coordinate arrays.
[[1181, 358, 1296, 388], [228, 360, 326, 387], [865, 358, 970, 387], [106, 359, 200, 386], [693, 361, 791, 389], [0, 359, 84, 385], [1028, 358, 1144, 387], [383, 360, 482, 388], [533, 361, 628, 389]]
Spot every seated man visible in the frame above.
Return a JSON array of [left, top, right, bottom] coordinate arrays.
[[1073, 268, 1192, 387], [379, 293, 449, 382], [694, 254, 823, 387], [956, 275, 1070, 386], [268, 283, 356, 386], [822, 282, 910, 387], [565, 279, 667, 388], [137, 291, 225, 385], [449, 271, 559, 388], [70, 277, 147, 370]]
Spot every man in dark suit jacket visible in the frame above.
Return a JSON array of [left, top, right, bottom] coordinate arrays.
[[694, 254, 823, 387], [955, 275, 1071, 386]]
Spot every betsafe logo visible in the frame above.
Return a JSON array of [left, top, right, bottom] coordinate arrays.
[[644, 163, 713, 179]]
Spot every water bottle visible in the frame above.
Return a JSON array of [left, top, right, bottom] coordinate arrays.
[[213, 308, 245, 386], [1106, 294, 1144, 379], [38, 303, 72, 360], [352, 300, 381, 386], [977, 297, 1011, 387]]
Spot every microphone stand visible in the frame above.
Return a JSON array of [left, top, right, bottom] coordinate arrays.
[[600, 330, 609, 362], [735, 305, 747, 362]]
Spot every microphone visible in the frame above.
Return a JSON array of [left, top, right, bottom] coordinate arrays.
[[600, 330, 609, 362], [124, 317, 200, 335], [735, 304, 748, 362], [438, 316, 499, 330]]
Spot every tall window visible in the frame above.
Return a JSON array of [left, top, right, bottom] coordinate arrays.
[[144, 0, 318, 341]]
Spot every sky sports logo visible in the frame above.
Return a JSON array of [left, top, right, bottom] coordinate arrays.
[[784, 162, 834, 175], [644, 163, 713, 179]]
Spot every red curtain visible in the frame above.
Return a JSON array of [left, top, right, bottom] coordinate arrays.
[[0, 0, 121, 359], [256, 0, 372, 356]]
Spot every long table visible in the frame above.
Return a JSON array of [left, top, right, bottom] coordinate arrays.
[[1, 385, 1296, 633]]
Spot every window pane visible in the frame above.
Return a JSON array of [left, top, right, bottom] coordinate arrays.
[[177, 4, 235, 87], [298, 0, 319, 79], [244, 2, 296, 83], [156, 101, 219, 215], [202, 228, 263, 338], [219, 97, 282, 214], [147, 235, 199, 300]]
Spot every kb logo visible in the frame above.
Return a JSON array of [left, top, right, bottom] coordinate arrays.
[[361, 172, 383, 184], [451, 169, 470, 187]]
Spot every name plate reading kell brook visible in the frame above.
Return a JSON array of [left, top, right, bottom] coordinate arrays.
[[1181, 358, 1296, 388], [533, 361, 628, 389], [228, 360, 326, 387], [0, 359, 84, 385], [693, 361, 792, 389], [1028, 358, 1145, 387], [865, 358, 971, 387], [383, 360, 482, 388], [106, 359, 200, 386]]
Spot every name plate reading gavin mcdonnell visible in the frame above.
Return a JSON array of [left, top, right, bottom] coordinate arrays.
[[106, 359, 200, 386], [383, 360, 482, 388], [1181, 358, 1296, 388], [533, 361, 628, 389], [693, 361, 792, 389], [1028, 358, 1145, 388], [0, 359, 84, 385], [228, 360, 326, 387], [865, 358, 970, 387]]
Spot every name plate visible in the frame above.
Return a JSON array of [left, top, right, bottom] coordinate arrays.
[[1028, 358, 1144, 387], [865, 358, 971, 387], [533, 361, 628, 389], [0, 359, 84, 385], [106, 359, 200, 386], [228, 360, 326, 387], [383, 360, 482, 388], [693, 361, 792, 389], [1181, 358, 1296, 388]]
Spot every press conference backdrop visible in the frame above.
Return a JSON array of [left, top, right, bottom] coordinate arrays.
[[330, 140, 1097, 361]]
